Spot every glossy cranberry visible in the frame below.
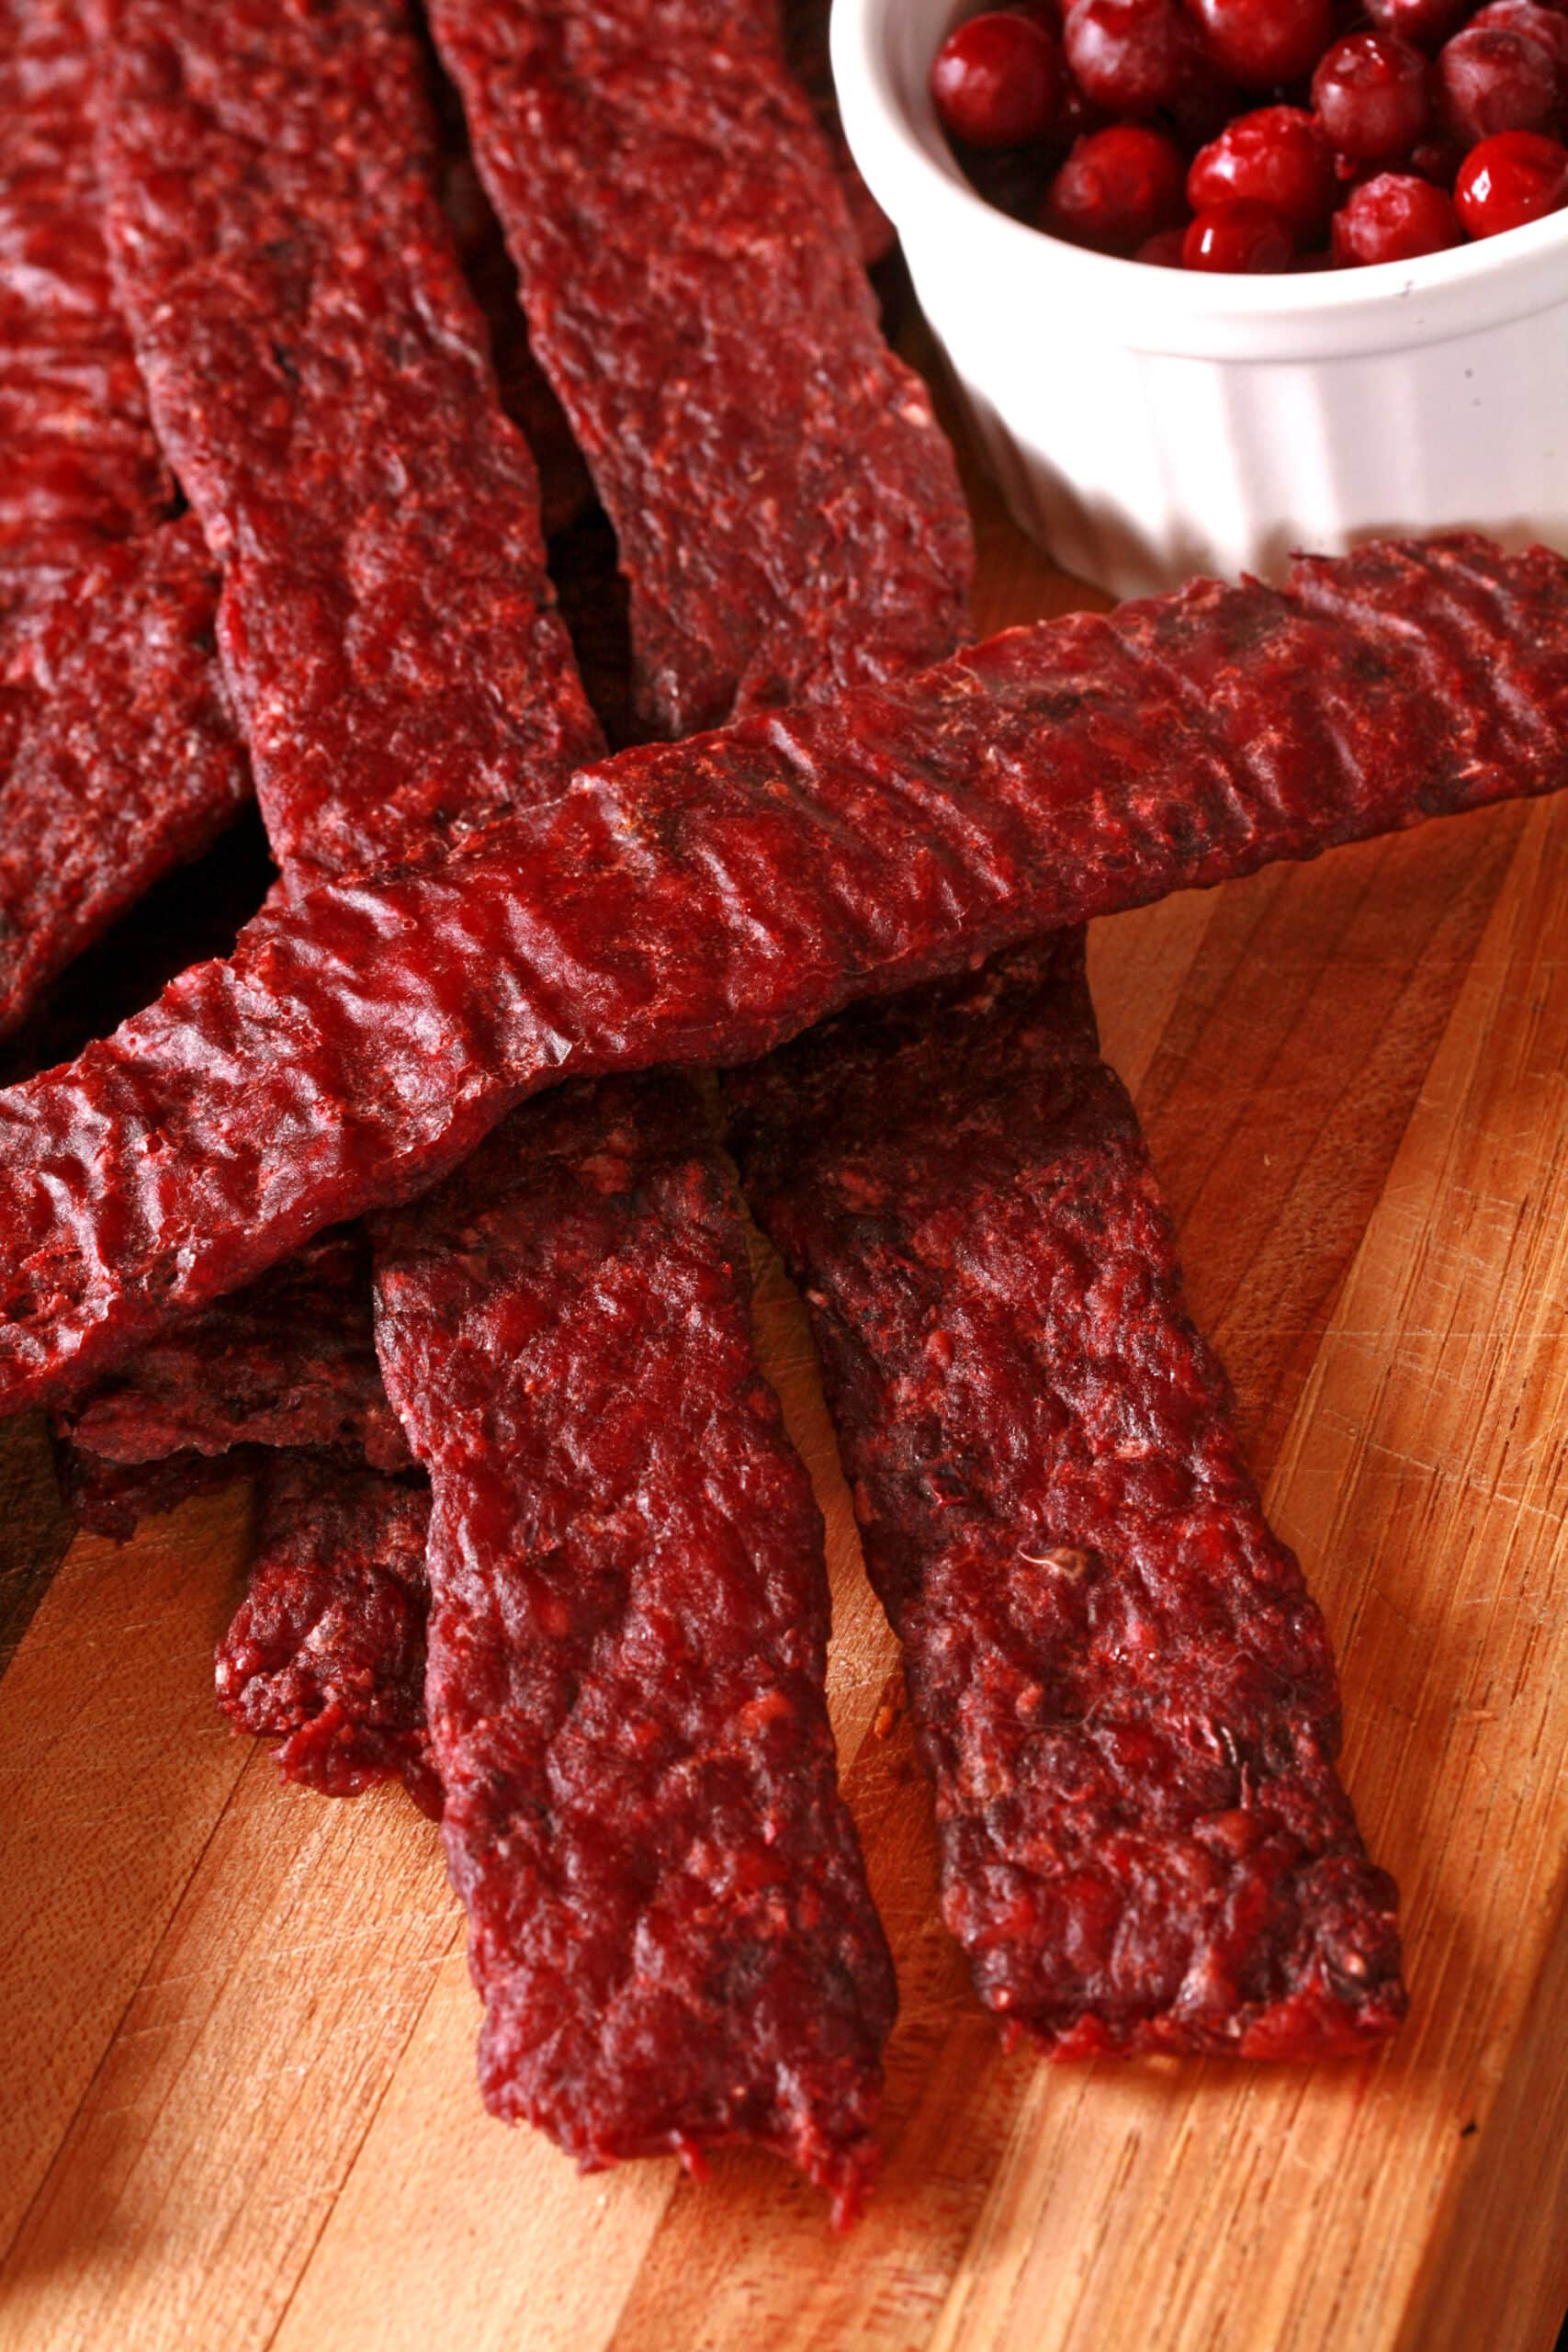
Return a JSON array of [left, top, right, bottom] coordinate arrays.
[[1331, 168, 1464, 256], [1043, 123, 1190, 248], [1188, 106, 1334, 238], [1313, 33, 1432, 159], [1186, 0, 1334, 89], [1437, 24, 1559, 142], [1364, 0, 1467, 48], [1062, 0, 1192, 117], [1135, 223, 1190, 260], [1453, 124, 1568, 230], [931, 11, 1061, 148], [1182, 197, 1296, 266]]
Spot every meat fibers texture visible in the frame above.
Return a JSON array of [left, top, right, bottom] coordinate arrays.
[[55, 1437, 265, 1544], [1, 533, 1566, 1416], [214, 1451, 439, 1818], [93, 0, 604, 893], [425, 0, 971, 737], [372, 1073, 895, 2221], [726, 936, 1406, 2057]]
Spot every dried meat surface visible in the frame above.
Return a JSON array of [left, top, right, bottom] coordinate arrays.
[[1, 533, 1566, 1414], [427, 0, 970, 737], [94, 0, 603, 892], [781, 0, 895, 266], [54, 1227, 408, 1473], [215, 1452, 439, 1817], [726, 937, 1406, 2057], [373, 1073, 894, 2217], [55, 1437, 265, 1544], [0, 0, 170, 613], [0, 0, 250, 1035], [0, 520, 250, 1036]]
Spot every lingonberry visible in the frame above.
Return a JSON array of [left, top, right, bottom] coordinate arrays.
[[1188, 106, 1334, 238], [1453, 124, 1568, 228], [1313, 33, 1432, 160], [1187, 0, 1334, 88], [1182, 197, 1296, 266], [931, 10, 1061, 148], [1437, 23, 1559, 142], [1043, 123, 1190, 247], [1332, 168, 1464, 256]]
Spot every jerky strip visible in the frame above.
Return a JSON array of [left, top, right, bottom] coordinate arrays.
[[373, 1073, 895, 2218], [0, 0, 250, 1033], [725, 937, 1406, 2058], [94, 0, 604, 893], [0, 520, 249, 1035], [54, 1438, 265, 1544], [0, 0, 169, 613], [427, 0, 969, 737], [215, 1452, 438, 1818], [781, 0, 895, 267], [53, 1227, 407, 1474], [3, 530, 1566, 1414]]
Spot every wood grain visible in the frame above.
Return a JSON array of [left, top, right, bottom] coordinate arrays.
[[2, 462, 1566, 2352]]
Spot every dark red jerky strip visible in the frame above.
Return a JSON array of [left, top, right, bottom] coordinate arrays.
[[93, 0, 603, 894], [0, 0, 170, 614], [214, 1451, 439, 1818], [371, 1073, 894, 2216], [54, 1437, 266, 1544], [0, 519, 249, 1037], [781, 0, 895, 266], [53, 1227, 408, 1473], [426, 0, 970, 739], [725, 938, 1405, 2058], [2, 532, 1567, 1416]]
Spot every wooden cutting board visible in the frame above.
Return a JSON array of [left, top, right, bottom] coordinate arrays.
[[2, 418, 1566, 2352]]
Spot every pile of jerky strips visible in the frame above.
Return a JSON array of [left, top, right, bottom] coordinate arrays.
[[8, 0, 1568, 2223]]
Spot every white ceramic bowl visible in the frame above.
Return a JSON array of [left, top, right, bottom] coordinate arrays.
[[832, 0, 1568, 596]]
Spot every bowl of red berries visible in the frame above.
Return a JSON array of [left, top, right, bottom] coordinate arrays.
[[832, 0, 1568, 592]]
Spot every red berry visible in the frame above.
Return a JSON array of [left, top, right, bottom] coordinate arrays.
[[1186, 0, 1334, 89], [1182, 197, 1297, 266], [1331, 168, 1464, 257], [1043, 123, 1190, 248], [931, 10, 1061, 149], [1471, 1, 1568, 87], [1313, 33, 1432, 160], [1188, 106, 1334, 238], [1454, 124, 1568, 230], [1062, 0, 1192, 117], [1363, 0, 1468, 51], [1136, 224, 1190, 261], [1437, 24, 1558, 143]]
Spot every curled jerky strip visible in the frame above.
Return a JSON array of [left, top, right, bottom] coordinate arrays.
[[726, 938, 1406, 2058], [426, 0, 969, 738], [1, 533, 1566, 1414], [374, 1074, 894, 2221]]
